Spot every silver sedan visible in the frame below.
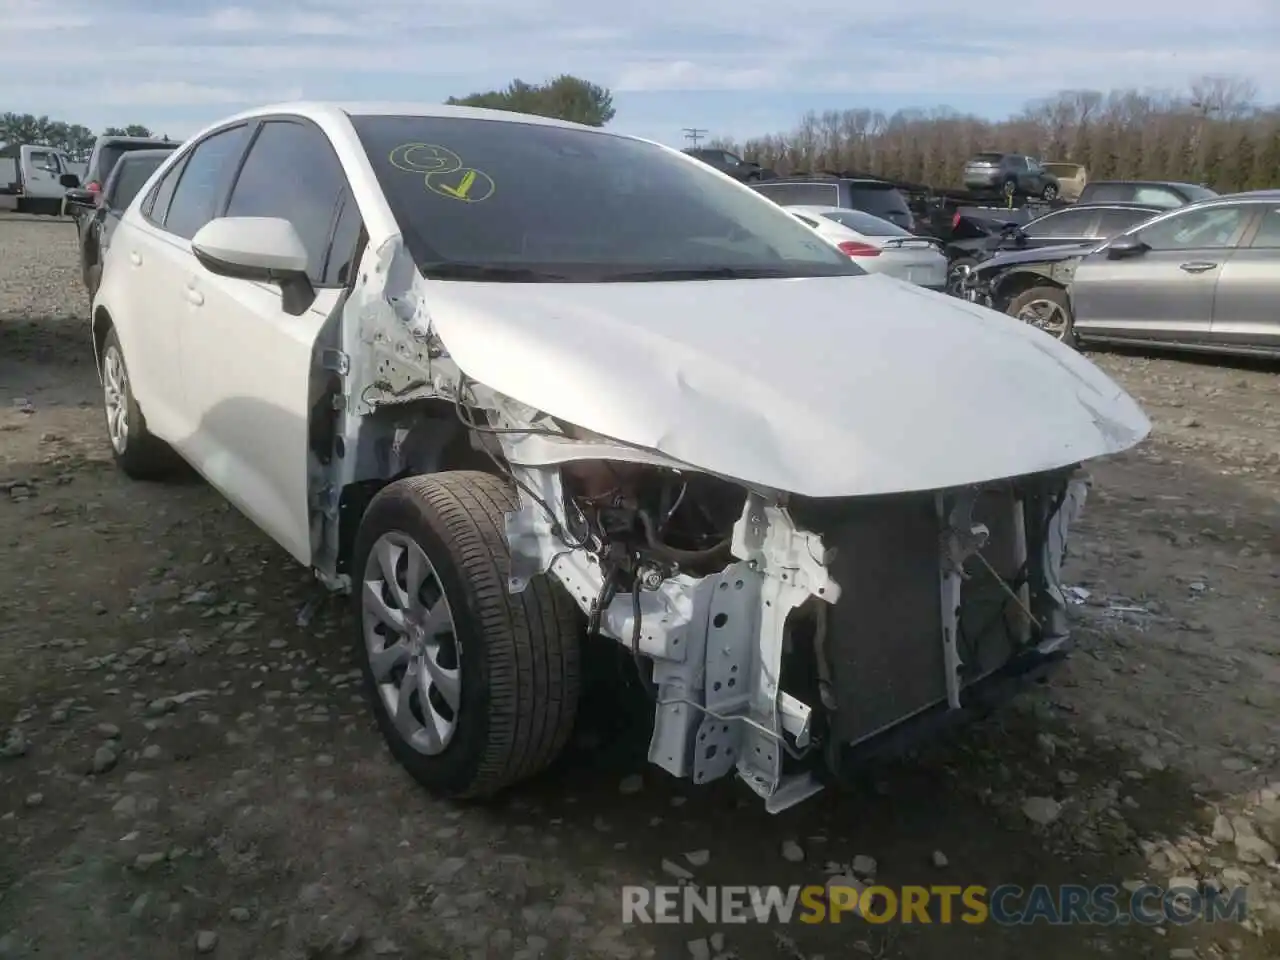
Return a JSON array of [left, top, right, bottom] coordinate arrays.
[[1066, 191, 1280, 356]]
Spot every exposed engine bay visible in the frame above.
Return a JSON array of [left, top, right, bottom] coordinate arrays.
[[306, 236, 1134, 813]]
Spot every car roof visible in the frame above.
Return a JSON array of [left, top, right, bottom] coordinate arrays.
[[210, 101, 603, 135], [760, 176, 894, 186], [115, 149, 174, 162], [1067, 202, 1164, 210], [1087, 179, 1204, 189], [96, 136, 178, 146]]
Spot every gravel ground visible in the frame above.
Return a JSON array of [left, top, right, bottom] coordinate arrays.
[[1, 213, 1279, 960]]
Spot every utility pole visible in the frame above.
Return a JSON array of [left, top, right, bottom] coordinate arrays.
[[682, 127, 708, 148]]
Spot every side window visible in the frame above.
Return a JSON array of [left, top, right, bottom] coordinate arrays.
[[164, 125, 251, 241], [1085, 184, 1129, 203], [144, 157, 186, 224], [29, 150, 53, 170], [1139, 205, 1249, 251], [1024, 208, 1096, 238], [322, 191, 365, 286], [224, 120, 350, 285], [720, 152, 741, 166], [1133, 186, 1181, 208], [1248, 208, 1280, 248], [1095, 209, 1153, 236]]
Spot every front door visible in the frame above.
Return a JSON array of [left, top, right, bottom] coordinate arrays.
[[176, 118, 364, 566], [21, 147, 62, 198], [1210, 203, 1280, 350], [1070, 203, 1252, 342]]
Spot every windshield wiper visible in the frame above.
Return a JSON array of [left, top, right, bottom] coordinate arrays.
[[420, 262, 570, 282], [600, 266, 797, 281]]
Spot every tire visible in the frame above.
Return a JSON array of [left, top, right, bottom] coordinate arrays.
[[1041, 184, 1059, 201], [947, 257, 978, 296], [352, 472, 582, 800], [1006, 285, 1076, 345], [100, 327, 177, 479]]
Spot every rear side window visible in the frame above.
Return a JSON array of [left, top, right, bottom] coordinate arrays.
[[971, 153, 1003, 163], [1023, 207, 1097, 238], [1095, 208, 1155, 236], [821, 208, 906, 236], [224, 120, 352, 285], [107, 157, 165, 211], [1249, 208, 1280, 248], [1081, 183, 1131, 203], [753, 182, 840, 206], [1132, 186, 1182, 208], [163, 125, 250, 240], [845, 185, 910, 218]]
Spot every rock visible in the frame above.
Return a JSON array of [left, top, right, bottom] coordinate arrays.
[[225, 641, 250, 657], [228, 907, 251, 922], [129, 893, 151, 919], [687, 939, 712, 960], [932, 850, 949, 868], [684, 849, 710, 867], [92, 744, 119, 774], [781, 840, 805, 863], [661, 859, 694, 881], [618, 774, 643, 794], [1168, 950, 1197, 959], [851, 854, 877, 877], [1234, 835, 1277, 865], [141, 744, 164, 761], [336, 926, 362, 955], [1, 728, 28, 759], [371, 939, 400, 956], [24, 792, 44, 808], [133, 852, 167, 872], [195, 930, 218, 953], [111, 795, 138, 818], [1211, 815, 1235, 843], [97, 723, 121, 739], [825, 874, 865, 916], [1022, 796, 1062, 825], [1139, 752, 1166, 772]]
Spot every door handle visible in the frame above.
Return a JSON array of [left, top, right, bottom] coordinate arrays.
[[1179, 261, 1218, 273], [184, 286, 204, 306], [129, 251, 142, 266]]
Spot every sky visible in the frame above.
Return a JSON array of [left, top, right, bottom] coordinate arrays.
[[4, 0, 1278, 148]]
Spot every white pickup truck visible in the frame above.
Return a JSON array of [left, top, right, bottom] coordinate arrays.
[[0, 144, 80, 215]]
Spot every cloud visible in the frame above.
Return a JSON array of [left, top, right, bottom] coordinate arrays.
[[2, 0, 1276, 143]]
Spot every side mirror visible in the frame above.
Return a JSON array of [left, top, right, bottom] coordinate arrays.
[[60, 173, 81, 189], [1106, 235, 1148, 259], [191, 217, 315, 315]]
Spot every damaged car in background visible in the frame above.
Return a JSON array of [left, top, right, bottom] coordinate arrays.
[[89, 102, 1151, 813]]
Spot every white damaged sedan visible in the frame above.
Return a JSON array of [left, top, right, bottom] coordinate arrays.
[[91, 102, 1150, 812]]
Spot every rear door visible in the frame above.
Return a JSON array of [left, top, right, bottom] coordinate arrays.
[[177, 117, 364, 564], [1071, 203, 1253, 342], [117, 124, 252, 443], [1209, 203, 1280, 350]]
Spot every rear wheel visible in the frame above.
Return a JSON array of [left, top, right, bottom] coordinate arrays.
[[1007, 285, 1076, 345], [1041, 184, 1059, 201], [100, 328, 178, 479], [353, 472, 582, 799]]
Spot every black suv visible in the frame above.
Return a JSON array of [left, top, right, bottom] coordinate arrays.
[[682, 148, 775, 182], [962, 153, 1060, 200], [750, 176, 916, 232]]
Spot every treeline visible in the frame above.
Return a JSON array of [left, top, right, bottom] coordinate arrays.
[[713, 76, 1280, 193], [447, 74, 616, 127], [0, 114, 159, 161]]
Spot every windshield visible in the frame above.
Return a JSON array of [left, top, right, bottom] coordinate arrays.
[[821, 209, 908, 237], [351, 115, 859, 282]]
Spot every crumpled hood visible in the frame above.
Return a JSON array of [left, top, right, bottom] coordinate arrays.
[[974, 242, 1096, 272], [418, 273, 1150, 497]]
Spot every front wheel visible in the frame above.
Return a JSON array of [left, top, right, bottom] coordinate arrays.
[[1007, 285, 1076, 345], [352, 472, 582, 800], [1041, 184, 1059, 201]]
